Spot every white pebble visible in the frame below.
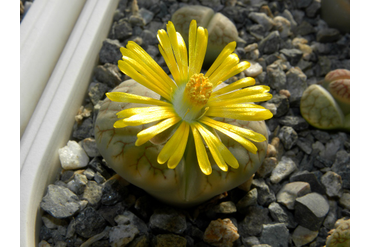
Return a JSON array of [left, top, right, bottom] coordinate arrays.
[[245, 62, 263, 77], [58, 141, 89, 170]]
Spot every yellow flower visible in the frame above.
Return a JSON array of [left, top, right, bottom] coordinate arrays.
[[106, 20, 272, 175]]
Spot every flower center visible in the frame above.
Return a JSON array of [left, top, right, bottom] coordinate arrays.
[[172, 73, 213, 123], [185, 73, 212, 106]]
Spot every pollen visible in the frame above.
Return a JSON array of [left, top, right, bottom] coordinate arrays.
[[185, 73, 213, 106]]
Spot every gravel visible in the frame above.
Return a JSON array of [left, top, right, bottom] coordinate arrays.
[[38, 0, 350, 246]]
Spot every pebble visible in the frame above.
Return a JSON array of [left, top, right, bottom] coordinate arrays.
[[149, 207, 187, 234], [38, 1, 350, 246], [74, 207, 107, 238], [305, 0, 321, 17], [109, 224, 139, 246], [58, 141, 89, 170], [278, 126, 298, 150], [320, 171, 343, 197], [294, 192, 329, 230], [203, 218, 239, 247], [259, 223, 289, 247], [291, 225, 318, 247], [276, 182, 311, 210]]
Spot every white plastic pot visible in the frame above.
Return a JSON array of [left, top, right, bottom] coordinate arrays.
[[20, 0, 119, 246]]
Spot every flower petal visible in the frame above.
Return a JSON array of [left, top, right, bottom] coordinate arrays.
[[122, 109, 177, 126], [167, 123, 189, 169], [118, 60, 171, 100], [190, 125, 212, 175], [199, 116, 266, 142], [157, 121, 188, 167], [106, 92, 171, 106], [135, 116, 181, 146], [210, 85, 271, 102], [125, 41, 177, 90], [211, 77, 256, 97], [194, 123, 228, 172], [117, 106, 173, 118], [206, 107, 273, 121], [189, 24, 208, 76], [205, 41, 236, 79], [208, 93, 273, 106], [208, 53, 240, 86]]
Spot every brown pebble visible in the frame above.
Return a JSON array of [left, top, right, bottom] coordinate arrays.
[[203, 218, 239, 247], [279, 89, 291, 98]]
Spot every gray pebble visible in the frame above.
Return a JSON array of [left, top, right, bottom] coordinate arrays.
[[293, 0, 313, 9], [323, 199, 338, 230], [113, 19, 133, 41], [82, 181, 102, 207], [239, 205, 272, 236], [99, 39, 122, 64], [67, 173, 88, 195], [236, 188, 258, 214], [295, 21, 315, 36], [251, 179, 276, 206], [266, 63, 286, 90], [88, 82, 110, 106], [331, 151, 349, 189], [138, 8, 154, 25], [305, 0, 321, 17], [294, 192, 329, 231], [289, 170, 325, 194], [278, 116, 309, 131], [280, 48, 303, 66], [40, 185, 80, 219], [94, 172, 106, 184], [211, 201, 237, 214], [285, 67, 307, 104], [75, 207, 106, 238], [83, 168, 95, 180], [115, 210, 148, 234], [149, 207, 187, 234], [339, 192, 350, 210], [276, 181, 311, 210], [268, 202, 290, 227], [296, 137, 313, 154], [259, 31, 281, 55], [320, 171, 343, 197], [267, 95, 289, 117], [259, 223, 289, 247], [101, 177, 128, 206], [256, 157, 278, 178], [278, 126, 298, 150], [249, 12, 275, 31], [72, 117, 94, 140], [93, 63, 122, 88], [109, 224, 139, 246], [291, 225, 318, 247], [316, 28, 341, 43]]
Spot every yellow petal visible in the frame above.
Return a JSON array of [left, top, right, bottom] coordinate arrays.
[[117, 106, 173, 118], [205, 41, 236, 79], [189, 26, 208, 76], [210, 85, 271, 102], [122, 109, 177, 126], [194, 123, 228, 172], [157, 29, 181, 83], [206, 107, 273, 121], [188, 20, 197, 77], [211, 77, 256, 97], [190, 125, 212, 175], [135, 116, 181, 146], [157, 121, 188, 165], [118, 60, 171, 100], [167, 21, 188, 84], [208, 93, 273, 106], [113, 119, 128, 128], [199, 116, 266, 142], [208, 53, 240, 86], [106, 92, 171, 106], [125, 41, 177, 90], [167, 123, 190, 169], [218, 61, 251, 83]]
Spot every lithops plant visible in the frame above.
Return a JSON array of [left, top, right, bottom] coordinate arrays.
[[95, 20, 272, 207], [300, 69, 350, 131], [171, 5, 244, 67], [324, 218, 350, 247]]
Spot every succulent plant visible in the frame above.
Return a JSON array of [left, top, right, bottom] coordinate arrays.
[[95, 20, 271, 207], [325, 218, 350, 247], [171, 5, 244, 67], [300, 69, 350, 131]]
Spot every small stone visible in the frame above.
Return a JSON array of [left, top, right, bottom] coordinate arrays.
[[154, 234, 187, 247], [244, 61, 263, 77], [249, 12, 274, 31], [149, 207, 187, 234], [113, 19, 133, 40], [101, 176, 128, 206], [41, 214, 68, 230], [331, 150, 350, 189], [236, 188, 258, 214], [75, 207, 107, 238], [277, 182, 311, 210], [94, 172, 106, 184], [267, 94, 289, 117], [67, 173, 88, 195], [251, 178, 276, 206], [259, 223, 289, 247], [97, 203, 125, 227], [323, 199, 338, 230], [239, 205, 271, 236], [60, 170, 74, 183], [295, 21, 315, 36], [292, 225, 318, 247], [99, 39, 122, 64], [268, 202, 290, 227], [296, 137, 313, 154], [274, 16, 291, 39], [128, 235, 150, 247], [270, 156, 297, 184], [115, 210, 148, 234], [203, 218, 239, 247], [40, 185, 80, 218], [293, 0, 313, 8], [93, 63, 122, 88], [129, 15, 145, 27], [305, 0, 321, 17], [311, 130, 331, 143], [65, 218, 76, 238], [278, 126, 298, 150], [83, 168, 95, 180], [280, 49, 303, 66], [88, 82, 110, 106], [339, 192, 350, 210], [294, 193, 330, 231], [316, 28, 341, 43], [266, 62, 286, 90], [289, 171, 325, 194], [256, 157, 278, 178], [259, 31, 281, 54], [79, 138, 100, 158], [212, 201, 237, 214], [320, 138, 343, 163], [138, 8, 154, 25], [109, 224, 139, 246], [278, 116, 309, 131], [320, 171, 343, 197], [82, 181, 102, 207], [285, 67, 307, 104], [38, 240, 51, 247], [58, 141, 89, 170]]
